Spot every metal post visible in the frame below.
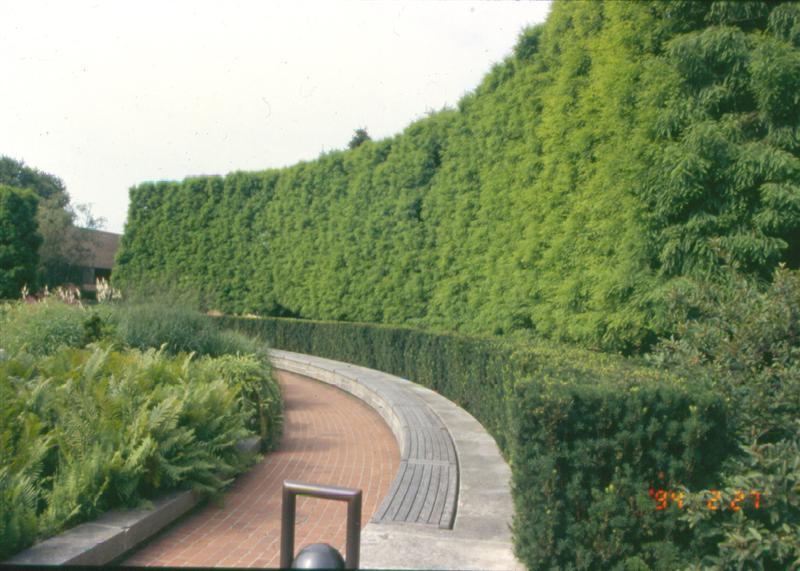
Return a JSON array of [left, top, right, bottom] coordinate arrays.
[[345, 491, 362, 568], [280, 480, 363, 569], [280, 484, 297, 568]]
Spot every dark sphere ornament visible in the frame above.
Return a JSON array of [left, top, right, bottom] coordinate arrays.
[[291, 543, 346, 569]]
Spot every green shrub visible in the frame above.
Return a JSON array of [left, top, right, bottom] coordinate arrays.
[[0, 365, 48, 559], [509, 364, 730, 569], [209, 329, 268, 358], [78, 303, 117, 346], [0, 345, 273, 558], [0, 185, 41, 298], [199, 354, 282, 452], [651, 265, 800, 569], [218, 315, 732, 568], [0, 300, 88, 356], [112, 302, 261, 357]]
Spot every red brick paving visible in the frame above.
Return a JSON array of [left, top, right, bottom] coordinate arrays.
[[123, 370, 400, 568]]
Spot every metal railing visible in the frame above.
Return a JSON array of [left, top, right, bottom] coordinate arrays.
[[280, 480, 363, 569]]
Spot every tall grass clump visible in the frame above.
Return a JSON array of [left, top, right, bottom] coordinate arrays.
[[0, 300, 90, 356], [113, 302, 263, 357]]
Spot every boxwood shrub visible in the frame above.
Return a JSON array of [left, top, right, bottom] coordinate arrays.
[[219, 315, 734, 569]]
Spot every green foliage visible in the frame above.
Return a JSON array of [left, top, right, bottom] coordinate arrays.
[[115, 2, 800, 351], [199, 354, 282, 452], [652, 265, 800, 441], [0, 185, 41, 298], [0, 300, 89, 357], [347, 127, 371, 150], [650, 265, 800, 569], [112, 302, 263, 357], [680, 434, 800, 570], [509, 366, 730, 570], [0, 156, 104, 288], [643, 13, 800, 283], [219, 315, 732, 568], [0, 157, 67, 207], [0, 299, 281, 559], [0, 344, 279, 558], [0, 402, 47, 561]]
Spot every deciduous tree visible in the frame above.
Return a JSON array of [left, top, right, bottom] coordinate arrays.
[[0, 185, 41, 297]]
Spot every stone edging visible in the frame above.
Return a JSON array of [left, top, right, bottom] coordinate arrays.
[[269, 349, 522, 571], [3, 436, 261, 566]]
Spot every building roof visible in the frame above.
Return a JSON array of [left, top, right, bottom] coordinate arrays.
[[74, 228, 121, 269]]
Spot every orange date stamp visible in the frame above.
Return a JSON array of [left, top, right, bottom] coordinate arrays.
[[649, 487, 763, 511]]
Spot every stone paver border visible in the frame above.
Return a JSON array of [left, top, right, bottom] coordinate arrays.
[[269, 349, 522, 571]]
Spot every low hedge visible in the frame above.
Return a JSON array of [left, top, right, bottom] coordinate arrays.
[[509, 357, 731, 569], [220, 315, 734, 569]]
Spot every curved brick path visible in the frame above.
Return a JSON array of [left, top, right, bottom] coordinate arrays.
[[123, 371, 400, 568]]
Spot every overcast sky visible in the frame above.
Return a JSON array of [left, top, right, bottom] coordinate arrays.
[[2, 0, 551, 233]]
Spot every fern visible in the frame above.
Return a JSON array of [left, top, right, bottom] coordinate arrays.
[[1, 342, 279, 557]]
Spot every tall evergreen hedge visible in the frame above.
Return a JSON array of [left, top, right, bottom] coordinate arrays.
[[116, 1, 800, 351], [219, 315, 733, 569]]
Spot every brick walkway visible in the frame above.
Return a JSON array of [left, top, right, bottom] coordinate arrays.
[[123, 370, 400, 568]]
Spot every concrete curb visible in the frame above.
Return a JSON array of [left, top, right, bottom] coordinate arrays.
[[3, 436, 262, 567], [269, 349, 523, 571]]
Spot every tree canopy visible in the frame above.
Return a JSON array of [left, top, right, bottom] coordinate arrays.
[[0, 185, 41, 298], [347, 128, 371, 150], [0, 156, 68, 207], [0, 156, 103, 288]]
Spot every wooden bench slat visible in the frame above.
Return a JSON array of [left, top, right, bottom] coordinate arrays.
[[396, 463, 426, 521], [373, 461, 408, 521], [407, 463, 433, 523], [382, 461, 417, 521], [417, 464, 440, 523]]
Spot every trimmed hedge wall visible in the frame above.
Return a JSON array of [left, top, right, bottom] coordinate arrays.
[[118, 2, 800, 352], [219, 316, 733, 569]]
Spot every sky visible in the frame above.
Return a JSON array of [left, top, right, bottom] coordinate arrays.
[[2, 0, 551, 233]]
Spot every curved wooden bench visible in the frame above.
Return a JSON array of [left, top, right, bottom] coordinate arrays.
[[268, 349, 521, 571], [269, 350, 458, 529]]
